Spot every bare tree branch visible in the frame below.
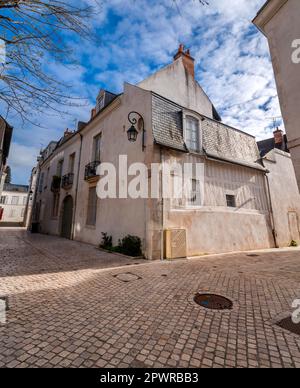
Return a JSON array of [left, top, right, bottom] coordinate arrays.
[[0, 0, 102, 125]]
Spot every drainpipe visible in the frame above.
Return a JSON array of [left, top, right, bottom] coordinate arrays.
[[160, 148, 165, 261], [264, 170, 278, 248], [71, 133, 83, 240]]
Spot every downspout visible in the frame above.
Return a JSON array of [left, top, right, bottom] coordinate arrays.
[[264, 170, 278, 248], [71, 133, 83, 240], [160, 148, 165, 261]]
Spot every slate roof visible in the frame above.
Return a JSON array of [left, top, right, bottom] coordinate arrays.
[[4, 183, 29, 193], [152, 93, 188, 152], [257, 135, 289, 157], [151, 92, 265, 171]]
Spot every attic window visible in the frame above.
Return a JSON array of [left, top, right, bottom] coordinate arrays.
[[185, 116, 200, 152], [96, 95, 105, 112], [226, 195, 236, 208]]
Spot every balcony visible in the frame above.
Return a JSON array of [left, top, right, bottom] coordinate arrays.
[[84, 161, 101, 182], [62, 173, 74, 190], [51, 176, 61, 193]]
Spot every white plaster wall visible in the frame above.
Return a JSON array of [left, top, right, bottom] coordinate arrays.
[[256, 0, 300, 188], [35, 135, 81, 236], [0, 191, 28, 223], [263, 149, 300, 246], [160, 151, 274, 256], [138, 57, 214, 118], [73, 83, 152, 251]]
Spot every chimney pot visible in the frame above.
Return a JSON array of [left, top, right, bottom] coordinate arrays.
[[91, 108, 96, 119], [173, 45, 195, 79], [273, 127, 284, 145]]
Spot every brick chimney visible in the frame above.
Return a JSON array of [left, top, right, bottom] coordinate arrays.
[[273, 127, 284, 145], [174, 44, 195, 78], [64, 128, 73, 137]]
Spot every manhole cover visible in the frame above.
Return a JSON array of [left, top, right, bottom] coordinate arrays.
[[114, 273, 141, 282], [276, 317, 300, 336], [194, 293, 233, 310]]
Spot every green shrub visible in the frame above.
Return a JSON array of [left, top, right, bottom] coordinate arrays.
[[100, 232, 112, 249], [118, 235, 142, 257], [290, 240, 298, 247]]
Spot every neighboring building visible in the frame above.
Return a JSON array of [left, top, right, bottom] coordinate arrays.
[[253, 0, 300, 189], [24, 166, 39, 229], [0, 116, 13, 198], [32, 46, 300, 259], [0, 183, 29, 225], [261, 148, 300, 247], [257, 128, 289, 157]]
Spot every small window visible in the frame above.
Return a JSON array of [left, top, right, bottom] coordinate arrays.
[[185, 116, 200, 152], [96, 95, 105, 112], [186, 179, 202, 207], [226, 195, 236, 208], [86, 187, 98, 226], [57, 160, 64, 177], [69, 153, 76, 174], [11, 196, 19, 205], [38, 173, 44, 193], [0, 196, 6, 205], [92, 134, 101, 163], [52, 193, 60, 217]]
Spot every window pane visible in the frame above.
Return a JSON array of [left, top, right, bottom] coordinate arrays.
[[11, 196, 19, 205], [186, 117, 199, 151], [226, 195, 236, 208], [93, 135, 101, 162], [86, 187, 97, 226]]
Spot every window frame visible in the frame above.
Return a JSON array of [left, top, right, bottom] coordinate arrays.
[[11, 196, 19, 205], [86, 186, 98, 227], [92, 133, 102, 163], [183, 113, 202, 153], [56, 159, 64, 178], [226, 194, 237, 208], [52, 193, 60, 218], [68, 153, 76, 174]]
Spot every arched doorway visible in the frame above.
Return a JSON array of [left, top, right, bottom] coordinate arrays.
[[61, 195, 73, 239]]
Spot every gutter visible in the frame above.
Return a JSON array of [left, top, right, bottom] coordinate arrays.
[[260, 158, 278, 248], [203, 149, 268, 173], [160, 148, 165, 261]]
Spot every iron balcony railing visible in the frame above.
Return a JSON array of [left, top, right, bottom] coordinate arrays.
[[61, 173, 74, 190], [84, 161, 101, 181], [51, 176, 61, 193]]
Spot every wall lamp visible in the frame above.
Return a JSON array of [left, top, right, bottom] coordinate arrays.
[[127, 111, 146, 152]]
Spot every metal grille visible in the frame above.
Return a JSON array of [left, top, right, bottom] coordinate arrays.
[[194, 294, 233, 310]]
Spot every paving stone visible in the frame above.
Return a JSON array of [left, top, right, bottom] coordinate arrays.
[[1, 229, 300, 368]]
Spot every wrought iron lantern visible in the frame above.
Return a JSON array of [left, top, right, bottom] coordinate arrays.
[[127, 111, 146, 151]]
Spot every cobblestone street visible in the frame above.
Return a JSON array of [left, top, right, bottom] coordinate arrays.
[[0, 228, 300, 368]]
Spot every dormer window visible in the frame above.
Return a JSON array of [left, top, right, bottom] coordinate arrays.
[[96, 95, 105, 112], [185, 116, 200, 152]]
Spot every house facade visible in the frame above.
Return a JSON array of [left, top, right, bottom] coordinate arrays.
[[31, 46, 300, 259], [0, 183, 29, 225], [253, 0, 300, 190]]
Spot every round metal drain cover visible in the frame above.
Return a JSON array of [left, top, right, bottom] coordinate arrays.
[[114, 273, 141, 282], [194, 293, 233, 310]]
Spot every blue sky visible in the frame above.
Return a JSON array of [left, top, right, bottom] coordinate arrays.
[[3, 0, 283, 185]]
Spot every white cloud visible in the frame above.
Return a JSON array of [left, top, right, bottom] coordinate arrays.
[[6, 0, 283, 184]]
